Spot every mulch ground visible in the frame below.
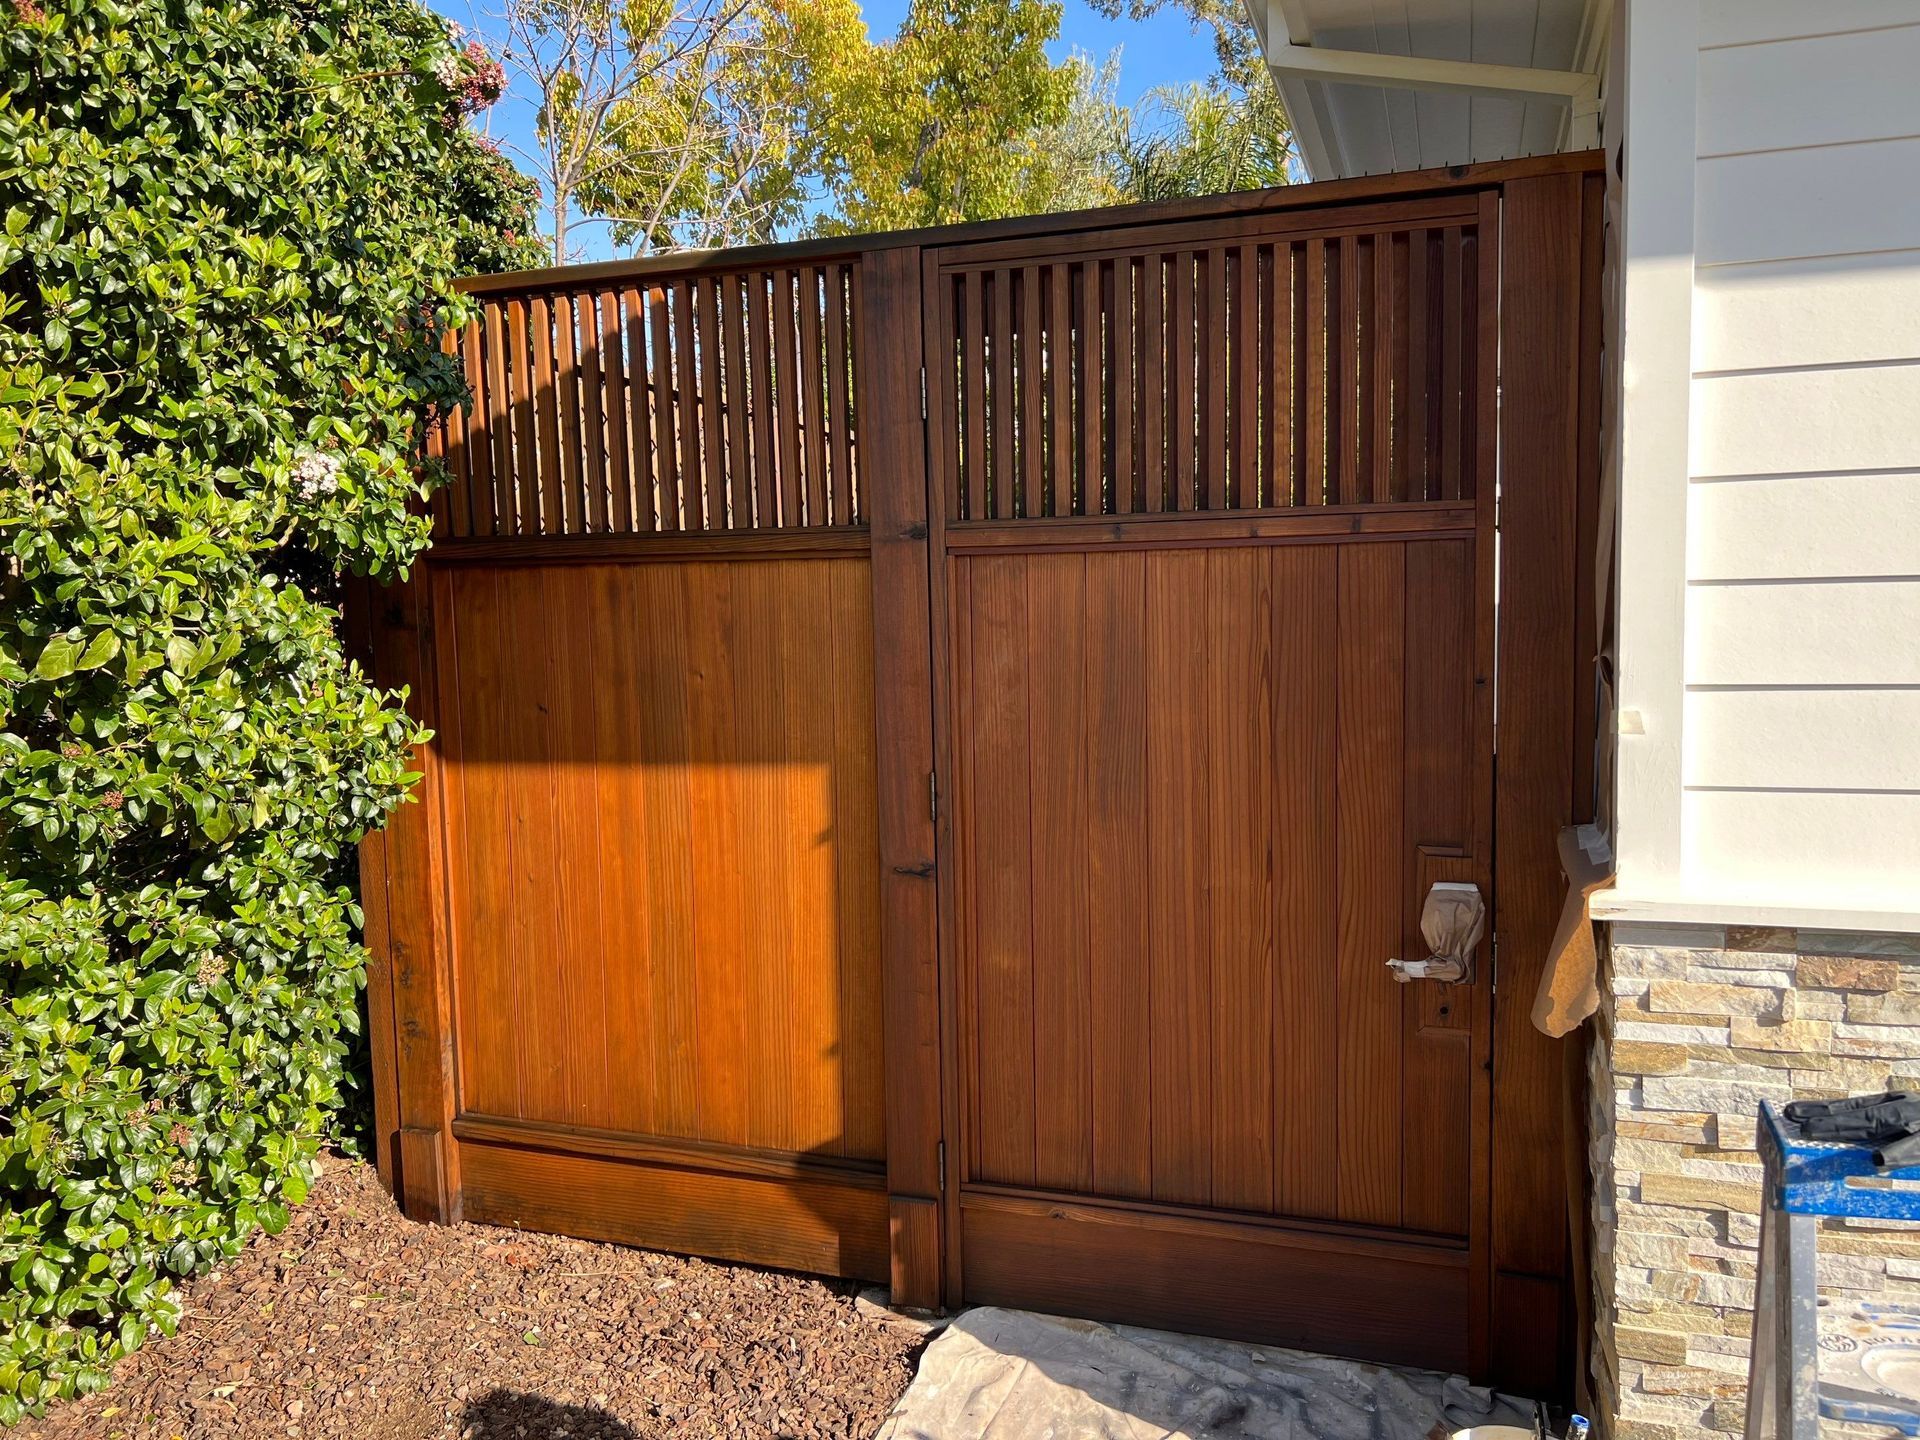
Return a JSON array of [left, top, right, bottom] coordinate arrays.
[[19, 1156, 925, 1440]]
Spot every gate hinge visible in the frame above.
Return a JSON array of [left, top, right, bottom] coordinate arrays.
[[920, 365, 928, 420], [937, 1140, 946, 1192], [1490, 932, 1500, 993], [929, 769, 938, 824]]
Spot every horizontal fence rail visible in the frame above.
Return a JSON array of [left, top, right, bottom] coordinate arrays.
[[435, 261, 865, 539], [933, 202, 1482, 522]]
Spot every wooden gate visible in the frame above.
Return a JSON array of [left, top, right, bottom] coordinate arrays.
[[922, 196, 1496, 1369], [354, 157, 1602, 1392]]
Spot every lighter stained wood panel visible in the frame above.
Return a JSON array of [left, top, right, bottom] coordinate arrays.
[[438, 559, 885, 1163]]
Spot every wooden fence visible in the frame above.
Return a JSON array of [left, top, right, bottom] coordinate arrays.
[[355, 153, 1604, 1395]]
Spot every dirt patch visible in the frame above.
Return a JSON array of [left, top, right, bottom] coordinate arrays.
[[20, 1157, 922, 1440]]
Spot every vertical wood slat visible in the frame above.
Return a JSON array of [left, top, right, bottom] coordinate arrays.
[[1441, 228, 1465, 502], [552, 293, 585, 531], [800, 268, 830, 528], [1142, 255, 1165, 513], [722, 274, 753, 530], [1171, 253, 1196, 511], [1047, 264, 1073, 518], [621, 287, 655, 532], [963, 270, 987, 521], [1336, 234, 1360, 507], [697, 277, 729, 530], [649, 284, 681, 532], [991, 268, 1016, 519], [1202, 249, 1227, 510], [1407, 230, 1432, 503], [1372, 238, 1396, 504], [598, 291, 632, 532], [1231, 244, 1258, 510], [748, 273, 777, 530], [673, 279, 706, 531], [1079, 263, 1102, 516], [1019, 267, 1044, 520], [577, 292, 609, 533], [483, 301, 514, 535], [1112, 259, 1135, 516], [1303, 239, 1327, 505], [462, 317, 495, 537], [773, 269, 802, 527], [508, 300, 539, 535], [825, 266, 854, 526]]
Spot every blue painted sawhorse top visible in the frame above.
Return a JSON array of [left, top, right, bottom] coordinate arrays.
[[1751, 1100, 1920, 1440]]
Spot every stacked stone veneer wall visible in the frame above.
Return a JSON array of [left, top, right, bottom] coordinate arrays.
[[1591, 921, 1920, 1440]]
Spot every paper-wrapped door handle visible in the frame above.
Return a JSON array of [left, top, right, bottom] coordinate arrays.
[[1386, 881, 1485, 984]]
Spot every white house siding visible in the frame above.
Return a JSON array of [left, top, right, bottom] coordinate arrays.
[[1682, 5, 1920, 916]]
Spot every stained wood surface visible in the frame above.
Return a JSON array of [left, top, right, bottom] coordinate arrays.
[[949, 537, 1483, 1235], [434, 558, 885, 1163], [366, 159, 1600, 1384], [930, 206, 1480, 521], [439, 267, 862, 539]]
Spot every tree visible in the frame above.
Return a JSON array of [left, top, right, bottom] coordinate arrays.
[[808, 0, 1085, 234], [1088, 0, 1295, 200], [0, 0, 537, 1415], [1115, 78, 1292, 202], [503, 0, 862, 258]]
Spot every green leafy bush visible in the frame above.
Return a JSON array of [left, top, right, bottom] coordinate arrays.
[[0, 0, 540, 1416]]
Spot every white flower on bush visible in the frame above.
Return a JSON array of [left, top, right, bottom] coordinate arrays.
[[431, 50, 462, 88], [291, 450, 343, 502]]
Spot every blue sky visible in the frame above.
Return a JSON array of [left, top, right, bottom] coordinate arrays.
[[431, 0, 1222, 262]]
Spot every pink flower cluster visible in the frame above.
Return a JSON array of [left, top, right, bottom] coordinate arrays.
[[458, 40, 504, 113], [12, 0, 46, 23]]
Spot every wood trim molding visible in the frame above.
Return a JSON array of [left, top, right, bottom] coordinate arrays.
[[944, 503, 1475, 554], [424, 527, 870, 566], [451, 1115, 886, 1189]]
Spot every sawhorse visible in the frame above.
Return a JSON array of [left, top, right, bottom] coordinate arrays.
[[1748, 1100, 1920, 1440]]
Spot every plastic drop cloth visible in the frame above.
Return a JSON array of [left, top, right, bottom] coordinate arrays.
[[876, 1306, 1541, 1440]]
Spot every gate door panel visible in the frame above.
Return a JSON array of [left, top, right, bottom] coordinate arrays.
[[927, 194, 1498, 1371]]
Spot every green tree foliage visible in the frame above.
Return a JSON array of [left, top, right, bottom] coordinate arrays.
[[507, 0, 868, 258], [811, 0, 1084, 233], [1115, 79, 1291, 203], [1088, 0, 1294, 201], [0, 0, 539, 1417]]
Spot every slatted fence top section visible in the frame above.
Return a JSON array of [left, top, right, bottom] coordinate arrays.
[[436, 259, 864, 538], [931, 194, 1486, 522]]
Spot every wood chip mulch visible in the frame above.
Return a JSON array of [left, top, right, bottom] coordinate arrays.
[[18, 1156, 925, 1440]]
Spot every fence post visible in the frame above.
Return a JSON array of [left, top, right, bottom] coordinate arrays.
[[859, 246, 945, 1310], [351, 565, 463, 1223]]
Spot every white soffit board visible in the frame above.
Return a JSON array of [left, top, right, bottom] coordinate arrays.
[[1258, 0, 1608, 179]]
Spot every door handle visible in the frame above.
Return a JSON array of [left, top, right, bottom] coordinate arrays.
[[1386, 881, 1485, 985]]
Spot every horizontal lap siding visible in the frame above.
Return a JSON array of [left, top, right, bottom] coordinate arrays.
[[437, 558, 885, 1163], [1686, 12, 1920, 911]]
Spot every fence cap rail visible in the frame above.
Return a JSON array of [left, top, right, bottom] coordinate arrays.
[[454, 151, 1603, 297]]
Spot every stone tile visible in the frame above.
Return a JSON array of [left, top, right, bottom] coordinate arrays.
[[1845, 991, 1920, 1025], [1614, 922, 1728, 951], [1615, 1039, 1693, 1075], [1799, 931, 1920, 959], [1647, 982, 1779, 1018], [1727, 1016, 1833, 1053], [1797, 955, 1899, 991], [1619, 1020, 1732, 1045], [1616, 1327, 1690, 1364], [1639, 1170, 1761, 1214], [1641, 1074, 1792, 1116], [1724, 926, 1797, 955]]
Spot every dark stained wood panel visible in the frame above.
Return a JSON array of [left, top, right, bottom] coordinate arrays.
[[950, 534, 1479, 1237], [436, 558, 885, 1165]]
